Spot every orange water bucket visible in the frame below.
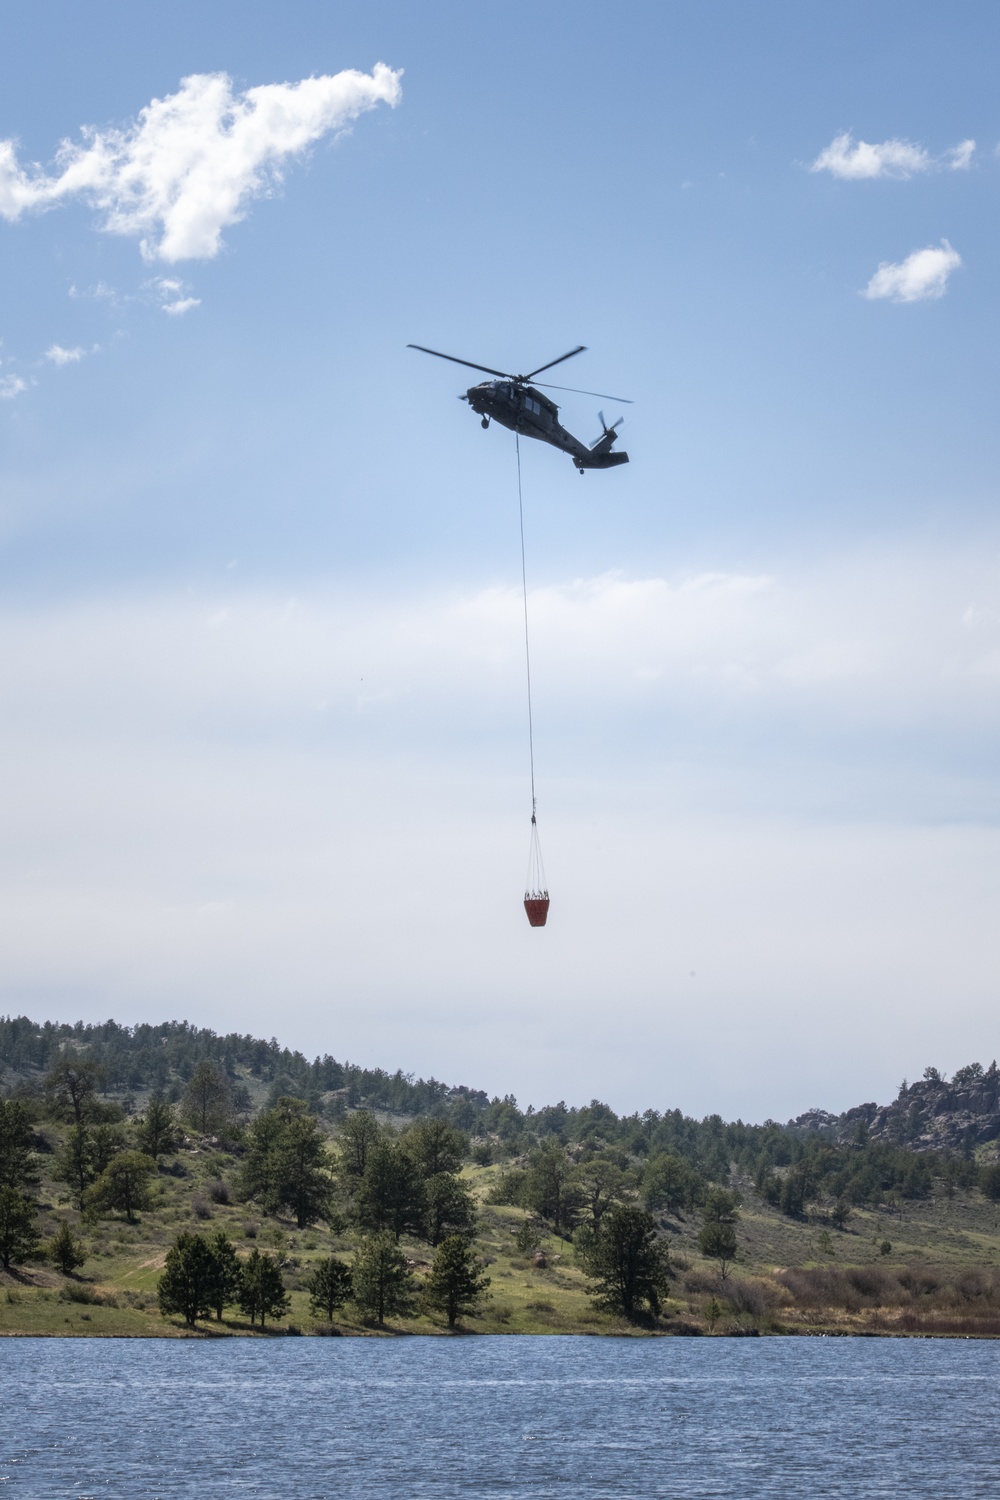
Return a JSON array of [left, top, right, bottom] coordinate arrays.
[[524, 896, 550, 927]]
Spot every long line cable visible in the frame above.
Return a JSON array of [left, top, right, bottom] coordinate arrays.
[[515, 432, 537, 819]]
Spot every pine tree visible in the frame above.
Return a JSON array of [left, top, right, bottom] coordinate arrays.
[[425, 1235, 490, 1327], [580, 1204, 670, 1321], [0, 1099, 35, 1191], [306, 1256, 353, 1321], [351, 1233, 415, 1325], [136, 1096, 180, 1159], [89, 1151, 156, 1223], [57, 1126, 95, 1211], [697, 1221, 738, 1277], [238, 1249, 290, 1328], [273, 1113, 331, 1228], [402, 1118, 468, 1178], [45, 1058, 103, 1127], [181, 1061, 231, 1135], [0, 1187, 40, 1270], [338, 1111, 382, 1178], [698, 1189, 740, 1279], [47, 1219, 86, 1275], [424, 1173, 477, 1246], [158, 1232, 220, 1326], [240, 1100, 332, 1227], [207, 1231, 242, 1321], [356, 1143, 426, 1241]]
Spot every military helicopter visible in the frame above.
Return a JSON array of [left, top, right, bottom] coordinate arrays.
[[407, 343, 631, 472]]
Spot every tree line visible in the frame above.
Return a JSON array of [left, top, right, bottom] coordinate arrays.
[[6, 1038, 1000, 1331], [5, 1014, 998, 1202]]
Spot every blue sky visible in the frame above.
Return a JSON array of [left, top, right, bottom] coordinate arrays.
[[1, 1, 999, 1120]]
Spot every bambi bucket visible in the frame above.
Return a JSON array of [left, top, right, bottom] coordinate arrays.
[[524, 896, 550, 927]]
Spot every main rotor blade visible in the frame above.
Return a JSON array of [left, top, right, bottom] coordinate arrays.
[[523, 346, 587, 379], [407, 344, 512, 380], [534, 381, 633, 403]]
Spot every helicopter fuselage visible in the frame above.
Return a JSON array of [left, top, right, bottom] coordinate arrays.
[[464, 380, 628, 470]]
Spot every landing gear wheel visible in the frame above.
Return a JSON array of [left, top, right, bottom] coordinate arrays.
[[481, 417, 490, 429]]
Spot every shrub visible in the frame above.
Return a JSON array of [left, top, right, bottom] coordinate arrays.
[[206, 1179, 232, 1205], [59, 1282, 101, 1305], [724, 1277, 784, 1320]]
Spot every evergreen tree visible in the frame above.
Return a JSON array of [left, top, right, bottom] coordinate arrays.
[[45, 1058, 103, 1127], [402, 1118, 468, 1178], [0, 1099, 35, 1191], [47, 1219, 86, 1276], [573, 1156, 627, 1230], [830, 1199, 851, 1230], [239, 1105, 287, 1212], [424, 1173, 477, 1246], [697, 1190, 740, 1279], [356, 1142, 426, 1241], [338, 1110, 381, 1178], [523, 1145, 581, 1234], [181, 1062, 231, 1135], [89, 1151, 156, 1223], [57, 1125, 95, 1210], [90, 1123, 130, 1177], [424, 1235, 490, 1327], [980, 1163, 1000, 1202], [0, 1187, 41, 1270], [240, 1099, 332, 1226], [136, 1096, 180, 1159], [206, 1230, 242, 1321], [579, 1204, 670, 1322], [307, 1256, 353, 1321], [642, 1152, 703, 1217], [238, 1248, 290, 1327], [698, 1220, 738, 1277], [351, 1233, 415, 1325], [272, 1111, 331, 1228], [158, 1232, 219, 1326]]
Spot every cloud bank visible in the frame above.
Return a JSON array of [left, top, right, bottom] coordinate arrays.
[[863, 240, 962, 303], [812, 131, 975, 179], [1, 548, 999, 1117], [0, 64, 402, 261]]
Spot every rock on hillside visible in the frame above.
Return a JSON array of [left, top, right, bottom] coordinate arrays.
[[792, 1063, 1000, 1155]]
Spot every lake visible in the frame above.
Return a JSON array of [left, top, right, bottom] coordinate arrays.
[[2, 1335, 999, 1497]]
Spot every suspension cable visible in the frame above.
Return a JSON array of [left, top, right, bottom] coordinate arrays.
[[515, 433, 537, 819]]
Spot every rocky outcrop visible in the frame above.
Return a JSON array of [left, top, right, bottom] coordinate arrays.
[[791, 1065, 1000, 1155]]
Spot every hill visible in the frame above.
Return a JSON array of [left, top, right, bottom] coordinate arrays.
[[2, 1013, 1000, 1339]]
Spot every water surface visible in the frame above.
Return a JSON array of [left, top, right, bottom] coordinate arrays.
[[3, 1335, 999, 1497]]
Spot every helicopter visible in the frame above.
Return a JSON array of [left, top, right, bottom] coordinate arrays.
[[407, 343, 631, 472]]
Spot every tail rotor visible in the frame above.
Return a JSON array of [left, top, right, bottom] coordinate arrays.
[[590, 411, 625, 451]]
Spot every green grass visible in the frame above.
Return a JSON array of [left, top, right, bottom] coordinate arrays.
[[5, 1149, 1000, 1338]]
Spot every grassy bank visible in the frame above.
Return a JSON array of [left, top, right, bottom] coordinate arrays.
[[4, 1137, 1000, 1338]]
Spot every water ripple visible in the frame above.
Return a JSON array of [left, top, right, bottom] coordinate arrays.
[[2, 1336, 1000, 1497]]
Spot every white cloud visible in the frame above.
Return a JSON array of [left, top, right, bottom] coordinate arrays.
[[0, 374, 27, 399], [945, 139, 976, 171], [862, 240, 961, 303], [68, 281, 116, 301], [0, 63, 402, 261], [44, 343, 85, 364], [811, 131, 975, 179], [162, 297, 200, 316]]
